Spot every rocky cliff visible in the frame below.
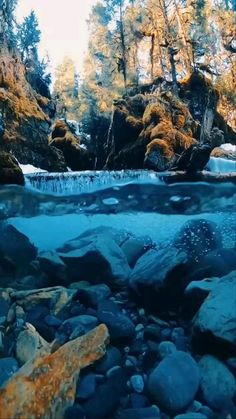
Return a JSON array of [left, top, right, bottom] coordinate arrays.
[[0, 46, 66, 172]]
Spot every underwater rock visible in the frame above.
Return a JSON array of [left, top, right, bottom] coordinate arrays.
[[0, 357, 19, 388], [0, 324, 109, 419], [0, 152, 24, 185], [121, 235, 153, 268], [97, 300, 135, 342], [184, 277, 220, 317], [16, 323, 50, 365], [148, 351, 200, 414], [0, 224, 37, 274], [77, 283, 111, 308], [10, 286, 77, 316], [192, 271, 236, 354], [198, 355, 236, 411], [59, 236, 131, 288], [37, 251, 67, 285], [129, 247, 188, 312], [173, 219, 222, 260]]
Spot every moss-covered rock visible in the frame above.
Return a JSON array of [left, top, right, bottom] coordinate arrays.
[[0, 152, 24, 185], [107, 90, 197, 171], [0, 49, 66, 171], [50, 120, 95, 170]]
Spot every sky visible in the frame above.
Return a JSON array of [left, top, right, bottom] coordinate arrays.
[[16, 0, 96, 74]]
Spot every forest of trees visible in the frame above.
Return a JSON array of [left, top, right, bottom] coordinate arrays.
[[0, 0, 51, 97], [52, 0, 235, 135], [0, 0, 235, 136]]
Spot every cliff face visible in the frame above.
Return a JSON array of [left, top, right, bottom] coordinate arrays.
[[0, 47, 66, 171]]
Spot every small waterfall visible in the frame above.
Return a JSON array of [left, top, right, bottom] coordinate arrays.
[[207, 157, 236, 173], [25, 170, 162, 196]]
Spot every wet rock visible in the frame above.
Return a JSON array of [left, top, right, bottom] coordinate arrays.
[[76, 372, 96, 401], [0, 152, 24, 185], [37, 251, 67, 284], [16, 323, 50, 365], [184, 277, 220, 317], [130, 375, 145, 393], [95, 345, 122, 374], [158, 341, 177, 359], [56, 315, 98, 342], [77, 283, 111, 307], [0, 324, 109, 419], [144, 324, 161, 342], [0, 358, 19, 388], [129, 247, 188, 312], [0, 224, 37, 273], [121, 236, 152, 268], [97, 300, 135, 342], [83, 365, 129, 419], [59, 236, 131, 288], [117, 406, 161, 419], [198, 355, 236, 411], [148, 351, 200, 414], [11, 286, 77, 316], [60, 227, 131, 251], [191, 248, 236, 280], [173, 219, 222, 260], [192, 271, 236, 354]]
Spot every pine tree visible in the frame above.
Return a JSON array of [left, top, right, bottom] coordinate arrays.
[[18, 11, 41, 60]]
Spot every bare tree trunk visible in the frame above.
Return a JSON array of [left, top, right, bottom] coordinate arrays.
[[200, 90, 218, 144], [119, 0, 127, 92], [173, 0, 192, 72], [150, 34, 155, 81]]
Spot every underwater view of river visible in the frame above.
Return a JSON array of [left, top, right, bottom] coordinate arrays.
[[0, 170, 236, 419]]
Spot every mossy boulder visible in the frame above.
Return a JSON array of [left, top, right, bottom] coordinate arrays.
[[107, 91, 197, 171], [0, 152, 24, 185], [50, 121, 95, 171]]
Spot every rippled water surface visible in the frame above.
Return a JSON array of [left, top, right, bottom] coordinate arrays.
[[0, 170, 235, 251]]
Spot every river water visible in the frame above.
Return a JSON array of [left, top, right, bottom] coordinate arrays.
[[0, 170, 235, 252]]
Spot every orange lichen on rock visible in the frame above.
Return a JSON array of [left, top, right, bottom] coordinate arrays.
[[0, 51, 48, 122], [143, 103, 166, 127], [0, 324, 109, 419]]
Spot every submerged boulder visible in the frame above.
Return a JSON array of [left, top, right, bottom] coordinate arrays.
[[0, 325, 109, 419], [0, 224, 37, 275], [192, 271, 236, 355], [129, 247, 188, 312], [0, 152, 24, 185], [198, 355, 236, 411], [59, 235, 131, 288], [148, 351, 200, 414]]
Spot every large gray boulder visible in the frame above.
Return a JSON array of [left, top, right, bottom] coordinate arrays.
[[198, 355, 236, 412], [148, 351, 200, 414], [59, 236, 131, 288], [192, 271, 236, 354], [129, 247, 188, 311]]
